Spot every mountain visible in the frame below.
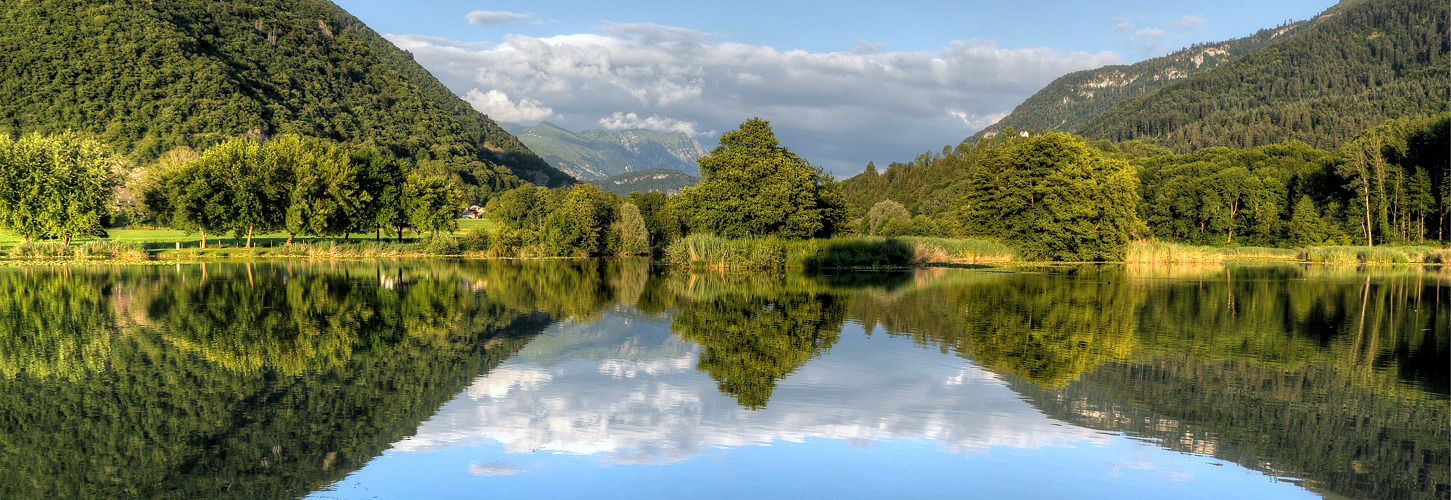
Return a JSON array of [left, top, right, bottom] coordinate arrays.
[[588, 168, 700, 196], [508, 122, 707, 181], [972, 21, 1309, 140], [976, 0, 1448, 153], [1076, 0, 1448, 152], [0, 0, 573, 193]]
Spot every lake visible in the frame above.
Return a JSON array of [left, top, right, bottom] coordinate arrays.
[[0, 260, 1445, 499]]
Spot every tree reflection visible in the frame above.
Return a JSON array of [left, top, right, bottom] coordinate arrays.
[[0, 262, 551, 499], [668, 273, 849, 409]]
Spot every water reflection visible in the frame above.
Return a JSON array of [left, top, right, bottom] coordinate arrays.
[[0, 262, 1444, 499]]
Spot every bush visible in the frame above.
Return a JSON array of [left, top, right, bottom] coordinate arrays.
[[424, 235, 461, 256], [459, 228, 491, 252]]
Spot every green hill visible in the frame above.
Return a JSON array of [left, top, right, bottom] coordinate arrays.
[[509, 122, 706, 181], [0, 0, 572, 194], [588, 168, 700, 196], [1076, 0, 1448, 152], [972, 22, 1308, 140]]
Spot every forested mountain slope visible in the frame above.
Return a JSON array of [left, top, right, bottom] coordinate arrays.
[[588, 168, 699, 196], [0, 0, 572, 192], [1076, 0, 1449, 152], [973, 22, 1308, 140]]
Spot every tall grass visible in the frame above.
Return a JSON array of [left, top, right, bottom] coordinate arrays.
[[901, 237, 1015, 264], [1127, 240, 1304, 263], [77, 241, 148, 260], [1125, 240, 1226, 264], [10, 241, 73, 258], [1299, 245, 1450, 264], [665, 234, 785, 270]]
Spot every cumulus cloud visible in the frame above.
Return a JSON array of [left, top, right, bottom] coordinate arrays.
[[599, 112, 701, 136], [384, 24, 1121, 175], [1112, 20, 1136, 34], [463, 89, 555, 123], [466, 10, 530, 26]]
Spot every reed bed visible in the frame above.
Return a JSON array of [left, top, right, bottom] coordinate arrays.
[[902, 237, 1015, 264], [1298, 245, 1450, 264]]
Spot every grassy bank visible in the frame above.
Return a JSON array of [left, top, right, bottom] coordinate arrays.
[[1125, 240, 1447, 264], [665, 234, 1014, 270]]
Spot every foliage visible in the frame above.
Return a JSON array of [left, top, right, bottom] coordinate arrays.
[[1076, 0, 1449, 152], [403, 173, 462, 237], [864, 199, 910, 236], [0, 0, 570, 193], [674, 118, 846, 239], [671, 290, 845, 409], [608, 202, 651, 256], [974, 21, 1304, 139], [954, 132, 1144, 261], [0, 132, 120, 243]]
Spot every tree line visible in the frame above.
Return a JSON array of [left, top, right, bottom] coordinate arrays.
[[481, 118, 844, 257], [140, 134, 465, 247], [844, 113, 1450, 255]]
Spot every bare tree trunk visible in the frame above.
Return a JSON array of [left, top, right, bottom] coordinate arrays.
[[246, 224, 254, 248], [201, 228, 207, 249]]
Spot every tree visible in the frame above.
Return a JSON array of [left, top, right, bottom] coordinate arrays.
[[626, 191, 682, 250], [541, 183, 615, 256], [1286, 195, 1327, 246], [403, 173, 462, 238], [954, 132, 1143, 261], [674, 118, 846, 239], [608, 202, 651, 256], [159, 159, 227, 249], [192, 137, 289, 248], [865, 199, 911, 236], [284, 136, 369, 240], [0, 133, 120, 244], [352, 147, 409, 241]]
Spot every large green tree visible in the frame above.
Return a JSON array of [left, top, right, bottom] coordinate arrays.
[[0, 133, 119, 244], [954, 132, 1143, 261], [674, 118, 846, 239]]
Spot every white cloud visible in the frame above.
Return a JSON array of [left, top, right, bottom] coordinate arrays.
[[599, 112, 700, 136], [1112, 21, 1136, 34], [466, 10, 530, 26], [1171, 15, 1206, 31], [385, 25, 1121, 176], [1129, 28, 1170, 56], [463, 89, 555, 123]]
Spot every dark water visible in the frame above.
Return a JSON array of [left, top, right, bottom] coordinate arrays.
[[0, 261, 1445, 499]]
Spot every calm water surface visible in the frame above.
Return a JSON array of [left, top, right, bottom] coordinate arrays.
[[0, 261, 1445, 499]]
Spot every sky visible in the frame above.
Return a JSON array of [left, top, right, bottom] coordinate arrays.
[[332, 0, 1338, 176]]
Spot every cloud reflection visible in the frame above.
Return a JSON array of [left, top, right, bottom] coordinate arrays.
[[393, 313, 1107, 463]]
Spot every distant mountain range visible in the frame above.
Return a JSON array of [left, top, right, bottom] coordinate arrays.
[[588, 168, 699, 196], [0, 0, 571, 192], [503, 122, 706, 181], [976, 0, 1447, 152]]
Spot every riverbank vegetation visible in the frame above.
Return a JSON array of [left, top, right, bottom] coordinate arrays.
[[1, 114, 1446, 267]]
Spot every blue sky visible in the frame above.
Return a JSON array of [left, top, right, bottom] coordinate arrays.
[[332, 0, 1338, 175]]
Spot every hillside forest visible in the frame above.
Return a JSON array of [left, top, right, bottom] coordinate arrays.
[[2, 113, 1445, 262]]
